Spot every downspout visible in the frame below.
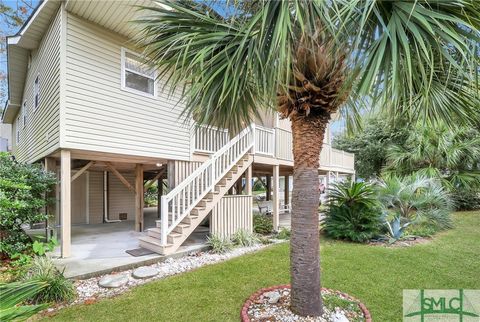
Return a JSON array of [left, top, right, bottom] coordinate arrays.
[[103, 171, 120, 223]]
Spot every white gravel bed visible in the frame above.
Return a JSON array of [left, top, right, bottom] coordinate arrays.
[[46, 240, 284, 313], [247, 288, 364, 322]]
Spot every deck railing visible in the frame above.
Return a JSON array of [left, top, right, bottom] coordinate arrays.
[[160, 126, 254, 245], [194, 125, 229, 153], [254, 125, 275, 156], [191, 123, 354, 171]]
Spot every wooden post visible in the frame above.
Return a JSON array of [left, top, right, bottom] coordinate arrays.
[[60, 150, 71, 258], [45, 157, 57, 241], [135, 164, 144, 232], [246, 166, 252, 195], [157, 178, 163, 218], [266, 175, 271, 201], [236, 178, 243, 195], [284, 175, 290, 207], [272, 165, 279, 230]]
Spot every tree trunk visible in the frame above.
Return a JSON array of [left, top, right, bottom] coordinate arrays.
[[290, 113, 329, 316]]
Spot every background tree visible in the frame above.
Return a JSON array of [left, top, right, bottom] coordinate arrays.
[[136, 0, 479, 316], [333, 114, 410, 179]]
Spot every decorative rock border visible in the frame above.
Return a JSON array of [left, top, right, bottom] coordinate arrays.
[[240, 285, 371, 322]]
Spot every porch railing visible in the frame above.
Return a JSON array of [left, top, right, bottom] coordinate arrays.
[[254, 125, 275, 156], [194, 125, 229, 153], [160, 125, 254, 245]]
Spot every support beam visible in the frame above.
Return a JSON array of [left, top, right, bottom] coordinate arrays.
[[272, 165, 280, 230], [246, 166, 252, 195], [284, 175, 290, 207], [144, 167, 166, 190], [266, 175, 272, 201], [60, 150, 71, 258], [105, 162, 135, 193], [45, 157, 57, 241], [71, 161, 94, 183], [135, 164, 144, 232]]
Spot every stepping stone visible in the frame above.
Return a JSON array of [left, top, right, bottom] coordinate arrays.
[[98, 274, 129, 288], [132, 267, 159, 279]]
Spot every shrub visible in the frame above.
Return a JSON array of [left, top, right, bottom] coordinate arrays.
[[253, 213, 273, 235], [0, 153, 56, 259], [324, 181, 382, 242], [405, 224, 437, 237], [377, 174, 453, 242], [206, 234, 234, 254], [23, 257, 75, 304], [0, 280, 49, 321], [231, 229, 259, 247], [276, 227, 291, 240], [451, 188, 480, 211]]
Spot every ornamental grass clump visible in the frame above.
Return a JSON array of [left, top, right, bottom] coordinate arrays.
[[206, 234, 234, 254], [22, 256, 75, 304]]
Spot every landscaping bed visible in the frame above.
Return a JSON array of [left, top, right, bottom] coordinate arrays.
[[242, 285, 370, 322]]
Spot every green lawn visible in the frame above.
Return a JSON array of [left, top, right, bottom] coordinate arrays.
[[46, 211, 479, 322]]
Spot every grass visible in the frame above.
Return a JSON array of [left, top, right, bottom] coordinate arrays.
[[45, 211, 479, 322]]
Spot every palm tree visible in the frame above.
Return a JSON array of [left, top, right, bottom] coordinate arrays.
[[386, 123, 480, 191], [135, 0, 479, 316]]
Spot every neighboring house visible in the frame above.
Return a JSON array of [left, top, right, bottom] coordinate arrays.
[[0, 123, 12, 152], [2, 0, 354, 259]]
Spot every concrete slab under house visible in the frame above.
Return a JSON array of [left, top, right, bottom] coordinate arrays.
[[2, 0, 355, 278]]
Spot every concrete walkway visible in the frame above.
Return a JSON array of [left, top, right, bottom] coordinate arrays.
[[51, 208, 209, 279]]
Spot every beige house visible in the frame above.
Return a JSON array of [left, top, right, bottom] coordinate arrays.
[[2, 1, 354, 261]]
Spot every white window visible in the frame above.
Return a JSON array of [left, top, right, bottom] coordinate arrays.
[[22, 101, 27, 128], [34, 76, 39, 109], [121, 48, 156, 96]]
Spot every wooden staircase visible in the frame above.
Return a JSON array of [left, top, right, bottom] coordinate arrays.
[[138, 126, 254, 255]]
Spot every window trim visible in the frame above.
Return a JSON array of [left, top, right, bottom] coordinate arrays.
[[120, 47, 157, 98]]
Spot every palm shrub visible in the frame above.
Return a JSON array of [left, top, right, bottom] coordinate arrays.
[[324, 181, 382, 242], [377, 174, 453, 242], [22, 256, 75, 304], [385, 124, 480, 210], [0, 280, 48, 321]]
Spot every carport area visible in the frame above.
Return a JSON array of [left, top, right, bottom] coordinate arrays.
[[51, 208, 209, 279]]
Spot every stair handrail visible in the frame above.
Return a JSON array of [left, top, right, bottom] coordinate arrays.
[[159, 124, 255, 245]]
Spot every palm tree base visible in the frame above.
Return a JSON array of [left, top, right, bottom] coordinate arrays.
[[241, 285, 371, 322]]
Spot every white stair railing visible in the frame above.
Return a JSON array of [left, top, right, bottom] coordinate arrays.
[[159, 125, 255, 245]]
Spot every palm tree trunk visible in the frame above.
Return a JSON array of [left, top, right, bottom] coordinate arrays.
[[290, 113, 329, 316]]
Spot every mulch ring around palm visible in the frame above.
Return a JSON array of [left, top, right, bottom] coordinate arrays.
[[241, 285, 371, 322]]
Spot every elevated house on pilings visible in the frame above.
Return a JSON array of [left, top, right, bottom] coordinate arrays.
[[2, 0, 355, 268]]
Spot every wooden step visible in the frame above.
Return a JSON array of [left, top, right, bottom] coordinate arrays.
[[138, 236, 172, 254], [167, 232, 183, 244], [173, 223, 190, 234]]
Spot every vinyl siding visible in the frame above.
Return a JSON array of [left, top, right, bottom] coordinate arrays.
[[12, 9, 61, 163], [107, 172, 135, 221], [64, 13, 192, 160], [88, 171, 104, 224]]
